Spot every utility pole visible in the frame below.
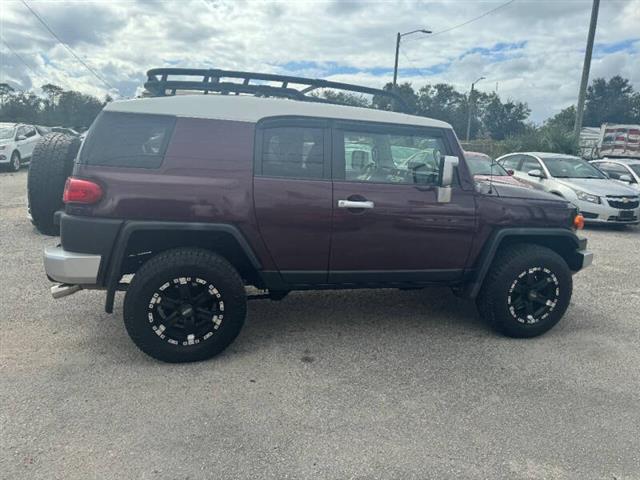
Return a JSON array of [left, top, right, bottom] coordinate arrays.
[[466, 76, 485, 142], [573, 0, 600, 144], [392, 29, 431, 88]]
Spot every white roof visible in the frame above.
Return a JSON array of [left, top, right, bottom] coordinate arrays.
[[105, 94, 451, 129]]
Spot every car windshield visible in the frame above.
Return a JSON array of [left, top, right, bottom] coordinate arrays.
[[542, 157, 606, 179], [466, 154, 509, 176], [630, 164, 640, 177], [0, 126, 16, 140]]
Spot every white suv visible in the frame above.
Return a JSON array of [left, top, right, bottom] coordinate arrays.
[[0, 123, 41, 171], [496, 152, 640, 225]]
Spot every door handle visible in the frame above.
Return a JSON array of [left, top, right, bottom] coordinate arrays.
[[338, 199, 374, 209]]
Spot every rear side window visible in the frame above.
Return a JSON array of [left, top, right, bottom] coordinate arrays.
[[260, 127, 324, 179], [79, 112, 176, 168]]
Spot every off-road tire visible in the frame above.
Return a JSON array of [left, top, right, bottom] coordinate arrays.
[[123, 248, 247, 363], [9, 151, 21, 171], [27, 133, 81, 236], [476, 244, 572, 338]]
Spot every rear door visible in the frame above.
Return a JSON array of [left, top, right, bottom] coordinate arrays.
[[329, 121, 476, 284], [253, 117, 332, 285]]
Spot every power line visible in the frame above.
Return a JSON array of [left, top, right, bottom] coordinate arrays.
[[20, 0, 116, 92], [404, 0, 517, 44], [1, 37, 41, 79]]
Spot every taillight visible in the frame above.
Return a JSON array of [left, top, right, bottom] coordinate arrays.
[[63, 177, 103, 204]]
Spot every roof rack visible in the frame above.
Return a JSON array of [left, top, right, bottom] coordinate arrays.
[[144, 68, 409, 113]]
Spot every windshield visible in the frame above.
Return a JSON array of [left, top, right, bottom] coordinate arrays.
[[542, 157, 606, 179], [0, 126, 16, 140], [466, 154, 509, 176], [630, 164, 640, 177]]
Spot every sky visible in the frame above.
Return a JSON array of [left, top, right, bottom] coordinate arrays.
[[1, 0, 639, 123]]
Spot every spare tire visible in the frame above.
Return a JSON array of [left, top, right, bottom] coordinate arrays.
[[27, 133, 81, 236]]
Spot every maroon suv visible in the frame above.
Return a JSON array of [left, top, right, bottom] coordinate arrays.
[[43, 69, 592, 363]]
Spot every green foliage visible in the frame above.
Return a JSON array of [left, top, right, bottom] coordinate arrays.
[[584, 76, 639, 126], [0, 84, 107, 129]]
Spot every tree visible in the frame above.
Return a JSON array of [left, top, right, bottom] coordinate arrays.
[[314, 90, 370, 108], [583, 76, 637, 126], [545, 105, 576, 132], [373, 82, 418, 113], [0, 83, 15, 106], [482, 93, 530, 140], [41, 84, 64, 104]]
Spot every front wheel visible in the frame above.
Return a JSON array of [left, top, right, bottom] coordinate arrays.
[[123, 248, 247, 363], [476, 244, 572, 338], [10, 151, 21, 171]]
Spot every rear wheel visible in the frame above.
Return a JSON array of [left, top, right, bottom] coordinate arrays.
[[477, 244, 572, 338], [123, 248, 247, 363], [27, 133, 80, 236]]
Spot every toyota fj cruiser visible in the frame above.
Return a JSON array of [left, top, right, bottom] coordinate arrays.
[[44, 69, 592, 363]]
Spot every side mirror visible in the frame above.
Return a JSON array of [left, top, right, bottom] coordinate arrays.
[[527, 169, 544, 178], [437, 155, 458, 203], [619, 174, 633, 183], [506, 169, 514, 176], [16, 135, 26, 141]]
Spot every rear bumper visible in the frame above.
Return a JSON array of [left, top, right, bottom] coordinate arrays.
[[44, 245, 101, 285]]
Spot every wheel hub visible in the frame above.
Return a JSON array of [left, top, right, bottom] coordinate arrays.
[[507, 267, 559, 324]]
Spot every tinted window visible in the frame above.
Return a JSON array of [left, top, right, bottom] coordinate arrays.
[[341, 129, 445, 185], [466, 154, 509, 176], [500, 155, 520, 170], [79, 112, 176, 168], [24, 126, 37, 138], [520, 156, 541, 172], [261, 127, 324, 179]]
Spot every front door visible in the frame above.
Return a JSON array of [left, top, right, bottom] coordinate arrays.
[[253, 118, 332, 285], [329, 122, 476, 285]]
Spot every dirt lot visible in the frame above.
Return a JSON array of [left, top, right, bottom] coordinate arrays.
[[1, 168, 639, 479]]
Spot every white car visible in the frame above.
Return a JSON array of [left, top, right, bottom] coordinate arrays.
[[0, 122, 41, 171], [496, 152, 640, 225], [591, 158, 640, 192]]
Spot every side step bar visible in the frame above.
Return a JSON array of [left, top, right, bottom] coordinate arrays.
[[51, 284, 82, 299]]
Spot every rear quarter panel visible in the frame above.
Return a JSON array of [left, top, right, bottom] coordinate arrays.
[[70, 117, 276, 269]]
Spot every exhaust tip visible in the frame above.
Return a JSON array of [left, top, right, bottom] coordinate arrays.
[[51, 284, 82, 299]]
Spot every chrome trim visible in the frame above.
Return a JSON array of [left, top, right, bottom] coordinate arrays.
[[338, 200, 374, 209], [51, 284, 82, 299], [44, 246, 101, 285]]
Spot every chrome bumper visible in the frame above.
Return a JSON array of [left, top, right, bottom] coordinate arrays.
[[44, 245, 101, 285]]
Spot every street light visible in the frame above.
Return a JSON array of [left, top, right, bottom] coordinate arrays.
[[393, 29, 432, 88], [466, 76, 486, 141]]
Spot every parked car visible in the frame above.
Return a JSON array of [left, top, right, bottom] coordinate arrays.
[[0, 122, 41, 171], [591, 158, 640, 192], [43, 68, 592, 363], [464, 151, 530, 188], [496, 152, 640, 225]]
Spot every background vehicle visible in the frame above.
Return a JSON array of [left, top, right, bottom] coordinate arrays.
[[591, 158, 640, 192], [496, 152, 640, 225], [0, 122, 41, 171], [464, 151, 530, 188], [43, 68, 592, 363]]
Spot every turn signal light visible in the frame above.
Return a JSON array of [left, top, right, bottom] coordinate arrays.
[[63, 177, 103, 204], [573, 214, 585, 230]]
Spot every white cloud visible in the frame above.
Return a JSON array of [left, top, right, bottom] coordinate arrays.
[[1, 0, 638, 122]]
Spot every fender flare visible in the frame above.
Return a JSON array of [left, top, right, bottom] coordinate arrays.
[[104, 220, 262, 313], [464, 227, 585, 299]]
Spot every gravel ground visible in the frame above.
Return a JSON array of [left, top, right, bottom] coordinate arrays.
[[1, 168, 639, 480]]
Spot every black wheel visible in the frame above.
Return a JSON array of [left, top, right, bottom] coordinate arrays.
[[9, 151, 21, 171], [123, 248, 247, 363], [27, 133, 80, 236], [476, 244, 572, 338]]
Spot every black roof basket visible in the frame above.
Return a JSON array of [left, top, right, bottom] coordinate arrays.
[[144, 68, 409, 113]]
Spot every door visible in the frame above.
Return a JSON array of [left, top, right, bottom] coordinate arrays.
[[253, 118, 332, 284], [21, 126, 39, 158], [514, 155, 546, 190], [329, 122, 476, 285]]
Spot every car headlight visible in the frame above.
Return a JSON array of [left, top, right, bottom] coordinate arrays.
[[575, 190, 600, 204]]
